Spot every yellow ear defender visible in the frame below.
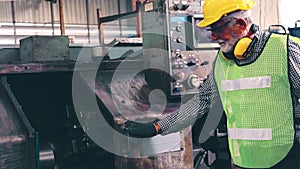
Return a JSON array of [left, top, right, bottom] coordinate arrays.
[[222, 24, 259, 60], [233, 36, 253, 60], [222, 36, 257, 60]]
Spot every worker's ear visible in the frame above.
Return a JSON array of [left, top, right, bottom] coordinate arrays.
[[234, 18, 247, 32], [230, 19, 256, 60]]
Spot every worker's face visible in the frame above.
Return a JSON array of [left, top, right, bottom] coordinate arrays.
[[208, 18, 246, 53]]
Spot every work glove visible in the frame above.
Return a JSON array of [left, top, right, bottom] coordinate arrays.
[[123, 120, 158, 138]]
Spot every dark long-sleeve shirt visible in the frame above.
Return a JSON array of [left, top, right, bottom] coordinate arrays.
[[157, 29, 300, 144]]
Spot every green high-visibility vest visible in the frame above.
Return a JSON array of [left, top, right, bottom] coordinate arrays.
[[214, 34, 296, 168]]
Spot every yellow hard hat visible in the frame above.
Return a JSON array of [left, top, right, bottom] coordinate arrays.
[[198, 0, 256, 27]]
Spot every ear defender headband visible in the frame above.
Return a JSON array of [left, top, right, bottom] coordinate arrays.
[[223, 24, 259, 60]]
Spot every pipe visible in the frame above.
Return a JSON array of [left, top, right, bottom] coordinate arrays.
[[117, 0, 122, 37], [10, 1, 17, 47], [97, 8, 104, 44], [85, 0, 90, 43], [50, 1, 55, 35], [58, 0, 65, 36], [132, 0, 142, 37]]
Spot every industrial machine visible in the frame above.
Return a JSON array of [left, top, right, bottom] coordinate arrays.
[[0, 49, 118, 169], [139, 1, 230, 168], [141, 0, 219, 96]]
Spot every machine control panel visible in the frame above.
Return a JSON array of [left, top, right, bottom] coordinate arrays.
[[141, 0, 218, 96], [170, 50, 209, 95], [168, 12, 214, 95], [169, 0, 204, 14]]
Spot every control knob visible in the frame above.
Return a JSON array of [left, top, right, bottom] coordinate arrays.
[[176, 36, 184, 43], [173, 72, 185, 80], [187, 74, 201, 88], [176, 25, 183, 32]]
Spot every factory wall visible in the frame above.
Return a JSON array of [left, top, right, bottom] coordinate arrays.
[[251, 0, 280, 30], [0, 0, 136, 47], [0, 0, 132, 24], [1, 0, 298, 47]]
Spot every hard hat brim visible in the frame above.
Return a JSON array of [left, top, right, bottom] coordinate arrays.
[[197, 1, 256, 28]]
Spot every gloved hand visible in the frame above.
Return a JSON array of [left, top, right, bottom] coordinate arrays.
[[123, 120, 158, 138]]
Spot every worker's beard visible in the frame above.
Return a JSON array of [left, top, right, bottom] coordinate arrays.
[[219, 33, 240, 54], [219, 32, 243, 59]]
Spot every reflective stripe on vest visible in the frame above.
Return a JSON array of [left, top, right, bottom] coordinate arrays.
[[221, 76, 271, 91], [214, 34, 295, 168], [228, 128, 272, 140]]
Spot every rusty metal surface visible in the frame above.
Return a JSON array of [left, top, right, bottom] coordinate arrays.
[[0, 76, 36, 169], [0, 38, 143, 74], [0, 59, 143, 74], [78, 67, 193, 169], [0, 62, 75, 74]]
